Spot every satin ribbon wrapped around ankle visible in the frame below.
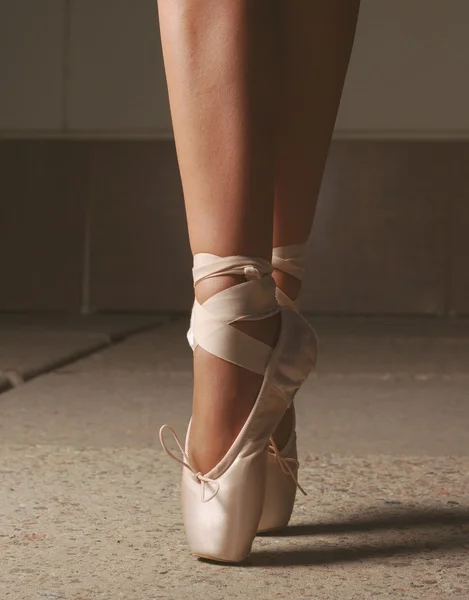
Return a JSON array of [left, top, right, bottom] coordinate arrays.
[[272, 245, 306, 281], [191, 254, 279, 376], [272, 245, 306, 311]]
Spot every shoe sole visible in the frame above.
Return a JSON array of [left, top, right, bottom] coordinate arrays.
[[195, 552, 247, 564], [256, 524, 288, 535]]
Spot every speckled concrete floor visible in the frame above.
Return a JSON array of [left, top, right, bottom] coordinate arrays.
[[1, 317, 469, 600]]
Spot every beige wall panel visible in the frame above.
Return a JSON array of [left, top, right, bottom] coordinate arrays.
[[0, 0, 65, 131], [68, 0, 171, 134], [336, 0, 469, 137]]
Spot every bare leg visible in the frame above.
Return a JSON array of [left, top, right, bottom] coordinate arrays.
[[273, 0, 360, 300], [157, 0, 280, 473], [273, 0, 360, 447]]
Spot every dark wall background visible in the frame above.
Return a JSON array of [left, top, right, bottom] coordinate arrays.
[[1, 139, 468, 315]]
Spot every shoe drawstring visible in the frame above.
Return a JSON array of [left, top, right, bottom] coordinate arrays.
[[268, 437, 307, 496], [159, 424, 220, 503]]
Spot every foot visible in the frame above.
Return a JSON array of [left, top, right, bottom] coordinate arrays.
[[160, 253, 317, 562], [190, 274, 280, 474]]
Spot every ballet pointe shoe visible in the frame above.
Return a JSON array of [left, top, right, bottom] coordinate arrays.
[[257, 245, 318, 533], [160, 254, 316, 562]]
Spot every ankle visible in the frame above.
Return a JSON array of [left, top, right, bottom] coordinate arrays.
[[195, 273, 280, 348], [272, 269, 301, 302]]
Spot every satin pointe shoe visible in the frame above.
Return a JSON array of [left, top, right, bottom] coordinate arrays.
[[160, 254, 316, 563], [257, 244, 318, 533]]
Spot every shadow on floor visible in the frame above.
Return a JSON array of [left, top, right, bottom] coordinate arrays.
[[247, 506, 469, 567]]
